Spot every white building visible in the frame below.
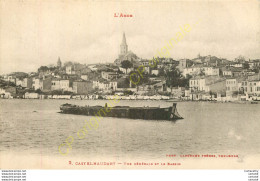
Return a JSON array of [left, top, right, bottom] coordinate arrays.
[[151, 69, 159, 75], [204, 67, 219, 76], [81, 74, 88, 80], [51, 79, 72, 91], [32, 77, 42, 90], [93, 80, 117, 91], [183, 67, 201, 77], [24, 92, 39, 99], [3, 75, 16, 83], [51, 79, 61, 90], [226, 78, 239, 95], [190, 78, 207, 92], [223, 70, 232, 76], [101, 71, 118, 80], [0, 88, 12, 98], [247, 80, 260, 95], [66, 66, 75, 75]]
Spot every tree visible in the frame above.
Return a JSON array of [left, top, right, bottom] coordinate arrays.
[[128, 70, 149, 87], [35, 89, 42, 94], [243, 62, 249, 69], [252, 67, 259, 73], [38, 66, 49, 72], [121, 60, 133, 74], [164, 66, 191, 87]]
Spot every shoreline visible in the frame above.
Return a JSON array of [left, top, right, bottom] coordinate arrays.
[[0, 97, 259, 104]]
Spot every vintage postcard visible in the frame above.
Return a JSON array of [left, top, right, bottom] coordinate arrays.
[[0, 0, 260, 170]]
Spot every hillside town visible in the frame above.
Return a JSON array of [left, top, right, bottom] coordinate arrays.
[[1, 33, 260, 102]]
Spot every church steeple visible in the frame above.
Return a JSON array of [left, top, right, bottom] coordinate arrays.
[[57, 57, 62, 68], [120, 32, 128, 56], [121, 32, 127, 45]]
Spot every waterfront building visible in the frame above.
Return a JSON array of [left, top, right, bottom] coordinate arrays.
[[60, 80, 71, 91], [0, 88, 12, 98], [190, 76, 226, 94], [32, 77, 41, 90], [41, 76, 52, 91], [51, 79, 72, 91], [51, 79, 61, 90], [72, 81, 93, 94], [226, 78, 242, 96], [0, 87, 16, 98], [24, 92, 39, 99], [247, 80, 260, 96]]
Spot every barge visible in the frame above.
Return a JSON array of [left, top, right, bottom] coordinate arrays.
[[60, 103, 183, 121]]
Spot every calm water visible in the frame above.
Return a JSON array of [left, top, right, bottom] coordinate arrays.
[[0, 99, 260, 160]]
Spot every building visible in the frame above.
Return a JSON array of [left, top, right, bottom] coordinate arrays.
[[204, 67, 219, 76], [177, 59, 193, 71], [119, 67, 134, 74], [66, 66, 75, 75], [0, 88, 12, 98], [51, 79, 61, 90], [93, 80, 117, 91], [81, 74, 88, 80], [15, 78, 23, 87], [3, 75, 16, 83], [22, 78, 33, 88], [41, 76, 52, 91], [222, 69, 233, 77], [32, 77, 41, 90], [73, 81, 93, 94], [101, 71, 118, 81], [247, 80, 260, 95], [60, 80, 72, 91], [24, 92, 39, 99], [57, 57, 62, 68], [140, 59, 150, 66], [189, 78, 207, 92], [190, 76, 226, 93], [119, 32, 128, 58], [248, 59, 260, 69], [51, 79, 72, 91], [183, 66, 202, 77], [0, 87, 16, 98], [114, 32, 139, 66], [151, 69, 159, 76], [226, 78, 239, 96]]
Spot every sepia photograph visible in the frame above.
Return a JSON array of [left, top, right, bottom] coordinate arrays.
[[0, 0, 260, 171]]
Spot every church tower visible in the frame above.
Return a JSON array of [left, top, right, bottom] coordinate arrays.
[[57, 57, 62, 68], [120, 32, 128, 56]]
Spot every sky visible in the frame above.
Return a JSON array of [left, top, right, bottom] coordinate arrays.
[[0, 0, 260, 74]]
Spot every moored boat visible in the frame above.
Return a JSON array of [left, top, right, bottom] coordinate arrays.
[[60, 103, 183, 121]]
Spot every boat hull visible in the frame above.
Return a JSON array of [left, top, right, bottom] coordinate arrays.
[[60, 103, 183, 121]]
